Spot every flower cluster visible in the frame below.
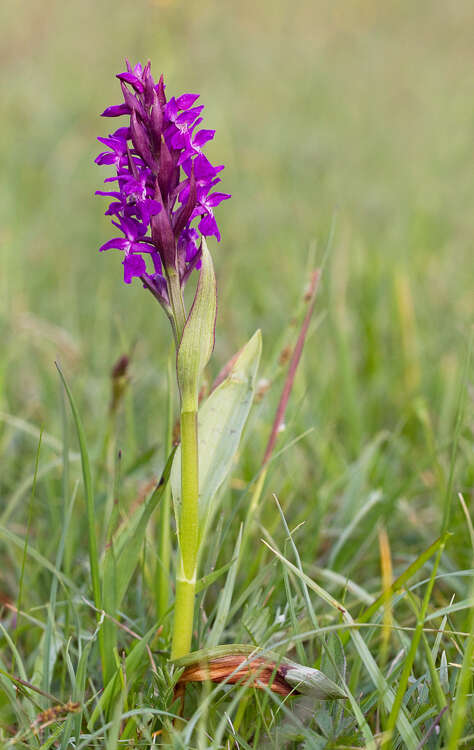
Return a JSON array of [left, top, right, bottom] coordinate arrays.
[[95, 61, 230, 300]]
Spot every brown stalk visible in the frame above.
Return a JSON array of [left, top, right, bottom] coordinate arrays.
[[31, 701, 80, 733], [263, 269, 321, 465]]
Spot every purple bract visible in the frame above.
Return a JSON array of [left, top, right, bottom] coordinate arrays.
[[95, 61, 230, 301]]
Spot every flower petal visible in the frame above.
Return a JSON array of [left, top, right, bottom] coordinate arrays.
[[205, 191, 231, 208], [123, 253, 147, 283], [100, 237, 128, 252], [198, 213, 220, 240], [94, 152, 117, 165], [193, 129, 215, 148], [135, 241, 157, 253], [116, 72, 144, 92], [101, 103, 131, 117], [95, 190, 121, 198], [176, 93, 200, 110]]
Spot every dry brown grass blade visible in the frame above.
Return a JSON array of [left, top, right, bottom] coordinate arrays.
[[177, 654, 295, 696]]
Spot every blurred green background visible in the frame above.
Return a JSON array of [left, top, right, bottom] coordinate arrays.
[[1, 0, 472, 550]]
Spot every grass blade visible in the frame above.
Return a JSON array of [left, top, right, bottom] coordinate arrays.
[[207, 525, 243, 647], [55, 362, 104, 676], [16, 428, 42, 649]]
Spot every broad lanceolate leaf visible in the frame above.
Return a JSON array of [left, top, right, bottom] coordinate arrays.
[[172, 330, 262, 539], [177, 238, 217, 412]]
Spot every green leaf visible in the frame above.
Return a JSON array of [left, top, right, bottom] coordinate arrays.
[[177, 238, 217, 412], [195, 558, 236, 594], [55, 364, 101, 611], [172, 330, 262, 538]]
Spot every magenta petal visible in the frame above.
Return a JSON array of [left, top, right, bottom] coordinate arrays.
[[205, 192, 231, 208], [100, 238, 128, 252], [183, 154, 224, 179], [97, 136, 126, 150], [136, 241, 157, 253], [123, 253, 147, 283], [176, 106, 204, 126], [95, 152, 116, 165], [95, 190, 121, 198], [105, 201, 124, 215], [198, 213, 220, 240], [171, 130, 191, 150], [176, 93, 200, 110], [121, 215, 147, 238], [117, 72, 144, 92], [101, 103, 131, 117], [176, 149, 195, 167], [164, 97, 179, 121], [193, 129, 215, 147], [112, 126, 131, 139]]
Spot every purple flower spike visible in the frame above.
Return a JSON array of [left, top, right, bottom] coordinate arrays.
[[95, 59, 230, 302]]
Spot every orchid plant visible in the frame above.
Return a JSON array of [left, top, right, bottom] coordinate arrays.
[[95, 60, 247, 661]]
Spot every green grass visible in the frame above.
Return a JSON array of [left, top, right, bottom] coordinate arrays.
[[1, 0, 473, 746]]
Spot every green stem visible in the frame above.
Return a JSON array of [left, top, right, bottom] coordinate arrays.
[[171, 409, 199, 659], [156, 352, 174, 620]]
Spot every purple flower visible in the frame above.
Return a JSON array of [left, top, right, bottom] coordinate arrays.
[[192, 186, 231, 242], [178, 226, 200, 263], [95, 59, 230, 303], [99, 215, 156, 284], [178, 155, 223, 204], [95, 133, 128, 168]]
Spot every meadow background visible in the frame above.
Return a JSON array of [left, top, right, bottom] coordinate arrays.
[[0, 0, 473, 747]]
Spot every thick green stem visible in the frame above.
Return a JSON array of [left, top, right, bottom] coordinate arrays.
[[156, 353, 174, 620], [171, 410, 199, 659], [171, 577, 196, 659], [164, 267, 200, 658]]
